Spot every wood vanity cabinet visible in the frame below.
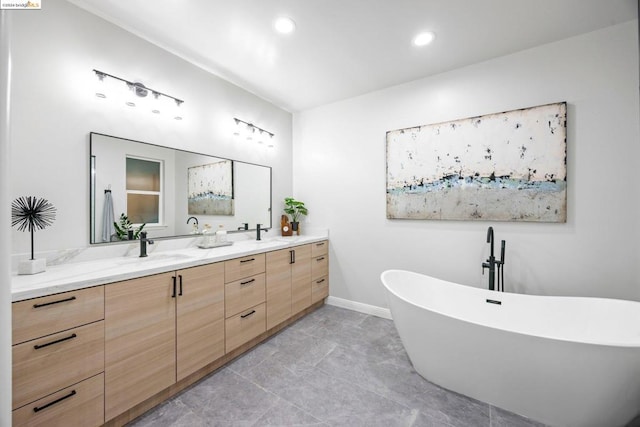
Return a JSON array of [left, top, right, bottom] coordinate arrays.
[[12, 239, 329, 426], [105, 262, 225, 421], [11, 286, 105, 427], [266, 244, 313, 329], [176, 263, 225, 381], [105, 272, 176, 421], [311, 241, 329, 304], [224, 254, 266, 353], [291, 245, 312, 315]]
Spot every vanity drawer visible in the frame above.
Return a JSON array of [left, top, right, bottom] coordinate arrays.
[[311, 276, 329, 304], [311, 240, 328, 257], [13, 373, 104, 427], [225, 254, 266, 283], [13, 321, 104, 410], [311, 254, 328, 281], [225, 273, 266, 318], [225, 303, 266, 353], [13, 286, 104, 345]]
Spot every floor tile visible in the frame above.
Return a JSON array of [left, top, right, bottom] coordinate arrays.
[[242, 357, 413, 425], [181, 368, 279, 425], [128, 305, 549, 427], [490, 405, 548, 427], [251, 398, 326, 426]]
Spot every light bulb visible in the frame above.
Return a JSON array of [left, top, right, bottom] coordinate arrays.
[[413, 31, 435, 47], [274, 17, 296, 34]]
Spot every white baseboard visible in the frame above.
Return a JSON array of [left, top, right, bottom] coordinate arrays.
[[326, 296, 392, 320]]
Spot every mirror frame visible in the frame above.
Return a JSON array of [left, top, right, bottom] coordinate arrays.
[[89, 132, 272, 245]]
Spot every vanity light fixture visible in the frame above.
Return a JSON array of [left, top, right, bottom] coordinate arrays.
[[92, 69, 184, 120], [413, 31, 436, 47], [233, 117, 275, 148]]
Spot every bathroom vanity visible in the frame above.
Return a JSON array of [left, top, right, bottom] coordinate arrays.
[[11, 237, 329, 427]]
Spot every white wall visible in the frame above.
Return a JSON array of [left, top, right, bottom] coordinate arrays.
[[293, 21, 640, 308], [9, 0, 292, 257], [0, 10, 13, 427]]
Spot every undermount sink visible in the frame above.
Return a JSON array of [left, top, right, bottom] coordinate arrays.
[[275, 236, 302, 243], [116, 252, 194, 265]]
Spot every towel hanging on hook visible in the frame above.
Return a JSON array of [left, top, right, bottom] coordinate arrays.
[[102, 187, 115, 241]]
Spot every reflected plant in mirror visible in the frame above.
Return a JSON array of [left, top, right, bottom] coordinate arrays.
[[113, 213, 146, 241], [90, 132, 272, 244]]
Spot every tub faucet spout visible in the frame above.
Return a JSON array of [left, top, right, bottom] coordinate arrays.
[[487, 226, 494, 257]]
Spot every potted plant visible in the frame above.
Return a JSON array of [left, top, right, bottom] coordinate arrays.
[[283, 197, 308, 235]]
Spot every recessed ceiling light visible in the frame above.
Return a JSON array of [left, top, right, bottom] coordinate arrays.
[[413, 31, 435, 47], [274, 17, 296, 34]]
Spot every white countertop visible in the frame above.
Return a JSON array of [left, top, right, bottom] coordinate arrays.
[[11, 235, 328, 302]]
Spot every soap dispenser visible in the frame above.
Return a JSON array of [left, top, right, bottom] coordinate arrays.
[[216, 225, 227, 243], [201, 224, 212, 247]]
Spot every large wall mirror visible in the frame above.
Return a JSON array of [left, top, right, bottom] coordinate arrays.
[[90, 132, 271, 244]]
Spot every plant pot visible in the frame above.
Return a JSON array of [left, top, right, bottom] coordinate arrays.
[[291, 221, 300, 235]]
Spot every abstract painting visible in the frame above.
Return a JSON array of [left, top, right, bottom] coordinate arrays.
[[188, 160, 234, 215], [386, 102, 567, 222]]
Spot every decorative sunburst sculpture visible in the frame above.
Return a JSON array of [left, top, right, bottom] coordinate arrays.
[[11, 196, 56, 260]]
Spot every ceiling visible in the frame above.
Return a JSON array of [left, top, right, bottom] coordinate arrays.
[[68, 0, 636, 112]]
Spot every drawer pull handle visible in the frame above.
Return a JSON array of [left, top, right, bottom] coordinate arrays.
[[34, 333, 77, 350], [172, 276, 177, 298], [33, 296, 76, 309], [240, 278, 255, 285], [241, 310, 256, 319], [33, 390, 76, 413], [316, 279, 326, 284], [179, 274, 183, 296], [316, 242, 325, 246], [240, 258, 255, 263], [317, 257, 325, 261]]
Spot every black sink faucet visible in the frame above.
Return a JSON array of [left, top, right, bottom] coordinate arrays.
[[256, 224, 269, 241], [139, 231, 154, 257], [238, 223, 249, 231], [482, 226, 506, 291]]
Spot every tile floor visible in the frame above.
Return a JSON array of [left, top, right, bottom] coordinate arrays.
[[129, 305, 548, 427]]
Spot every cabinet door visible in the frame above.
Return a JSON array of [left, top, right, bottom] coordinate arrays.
[[266, 248, 292, 330], [176, 263, 225, 382], [105, 272, 176, 421], [291, 244, 312, 315]]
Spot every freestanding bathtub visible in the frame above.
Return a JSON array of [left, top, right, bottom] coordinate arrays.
[[380, 269, 640, 427]]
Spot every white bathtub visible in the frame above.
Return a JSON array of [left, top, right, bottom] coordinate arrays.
[[380, 269, 640, 427]]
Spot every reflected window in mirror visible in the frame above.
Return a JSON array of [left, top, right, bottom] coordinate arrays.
[[125, 157, 163, 225]]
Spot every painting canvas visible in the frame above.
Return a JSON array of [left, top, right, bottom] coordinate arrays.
[[188, 160, 234, 215], [386, 102, 567, 222]]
